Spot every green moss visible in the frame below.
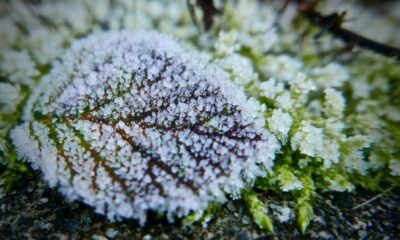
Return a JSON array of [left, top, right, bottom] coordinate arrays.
[[243, 190, 274, 233]]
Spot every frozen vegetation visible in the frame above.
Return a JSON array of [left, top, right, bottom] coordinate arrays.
[[11, 30, 278, 224], [0, 0, 399, 233]]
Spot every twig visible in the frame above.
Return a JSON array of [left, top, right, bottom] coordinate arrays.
[[271, 0, 291, 29], [294, 0, 400, 60], [196, 0, 221, 31], [352, 185, 396, 211], [186, 0, 200, 31]]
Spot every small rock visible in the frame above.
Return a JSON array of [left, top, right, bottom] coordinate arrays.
[[39, 197, 49, 204], [242, 216, 250, 225], [159, 233, 169, 240], [64, 219, 79, 232], [318, 231, 333, 239], [16, 215, 33, 226], [105, 228, 118, 239], [237, 231, 251, 240], [143, 234, 152, 240], [227, 201, 236, 212], [38, 222, 53, 231], [50, 233, 68, 240], [92, 234, 108, 240]]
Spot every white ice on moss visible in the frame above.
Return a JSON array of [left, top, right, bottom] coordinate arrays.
[[35, 0, 91, 34], [0, 18, 18, 48], [291, 120, 341, 168], [291, 121, 324, 158], [263, 55, 303, 82], [259, 78, 284, 99], [270, 203, 293, 223], [324, 88, 345, 119], [389, 159, 400, 176], [290, 73, 316, 96], [268, 109, 293, 143], [0, 49, 39, 87], [11, 30, 279, 224], [0, 178, 4, 200], [310, 63, 349, 89], [214, 31, 241, 56], [0, 83, 23, 114], [216, 54, 258, 86], [341, 135, 372, 175]]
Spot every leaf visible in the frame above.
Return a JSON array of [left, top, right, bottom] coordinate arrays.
[[10, 30, 279, 225]]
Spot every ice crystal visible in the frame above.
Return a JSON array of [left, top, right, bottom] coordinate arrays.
[[1, 0, 399, 233], [10, 30, 279, 224]]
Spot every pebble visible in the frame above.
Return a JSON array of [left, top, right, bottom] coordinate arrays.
[[64, 219, 79, 232], [237, 231, 251, 240], [241, 216, 250, 225], [143, 234, 152, 240], [105, 228, 119, 239], [0, 177, 398, 239], [38, 198, 49, 204], [38, 222, 53, 230], [92, 235, 108, 240], [318, 231, 333, 239], [227, 201, 236, 212], [16, 215, 33, 226]]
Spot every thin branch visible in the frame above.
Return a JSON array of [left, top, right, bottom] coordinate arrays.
[[186, 0, 200, 31], [351, 192, 383, 210], [352, 185, 396, 211], [196, 0, 221, 31], [294, 0, 400, 60], [271, 0, 291, 29]]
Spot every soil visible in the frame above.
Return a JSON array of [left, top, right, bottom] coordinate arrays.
[[0, 174, 399, 240]]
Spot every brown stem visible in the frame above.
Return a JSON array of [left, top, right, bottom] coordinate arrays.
[[294, 0, 400, 60], [196, 0, 221, 31]]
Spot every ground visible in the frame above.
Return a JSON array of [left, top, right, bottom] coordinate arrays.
[[0, 174, 399, 239]]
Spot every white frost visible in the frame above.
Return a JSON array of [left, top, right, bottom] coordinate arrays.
[[12, 30, 279, 224]]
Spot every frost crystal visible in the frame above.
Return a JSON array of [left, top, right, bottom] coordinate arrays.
[[310, 63, 349, 88], [10, 30, 278, 224], [0, 83, 23, 114], [268, 109, 293, 143], [389, 159, 400, 176]]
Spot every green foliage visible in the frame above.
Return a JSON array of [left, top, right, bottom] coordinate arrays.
[[0, 141, 31, 192], [243, 190, 274, 233], [183, 203, 221, 226], [297, 200, 313, 234]]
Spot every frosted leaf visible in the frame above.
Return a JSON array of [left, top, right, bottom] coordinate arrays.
[[11, 30, 278, 224]]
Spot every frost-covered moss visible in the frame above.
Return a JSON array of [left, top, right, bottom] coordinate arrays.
[[0, 0, 399, 233]]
